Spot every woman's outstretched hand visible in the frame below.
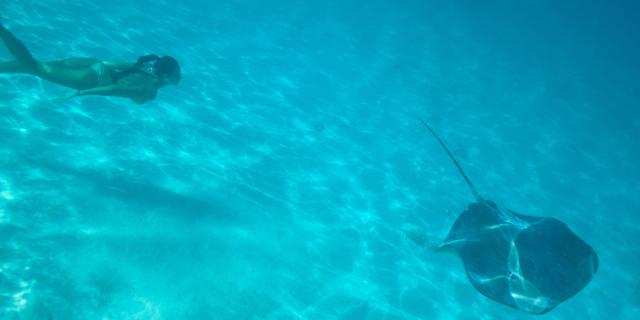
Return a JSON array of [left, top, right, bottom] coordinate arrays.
[[52, 89, 81, 102]]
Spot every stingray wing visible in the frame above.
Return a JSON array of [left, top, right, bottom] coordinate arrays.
[[443, 201, 598, 314]]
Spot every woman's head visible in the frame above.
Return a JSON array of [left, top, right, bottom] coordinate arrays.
[[155, 55, 181, 85]]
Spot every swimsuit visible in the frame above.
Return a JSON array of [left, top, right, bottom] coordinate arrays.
[[90, 61, 113, 86]]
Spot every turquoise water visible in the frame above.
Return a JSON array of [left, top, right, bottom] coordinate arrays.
[[1, 1, 639, 319]]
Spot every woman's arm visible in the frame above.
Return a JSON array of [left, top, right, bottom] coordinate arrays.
[[55, 84, 156, 104], [77, 84, 155, 98]]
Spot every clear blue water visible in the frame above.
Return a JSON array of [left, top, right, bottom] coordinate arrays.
[[1, 1, 639, 319]]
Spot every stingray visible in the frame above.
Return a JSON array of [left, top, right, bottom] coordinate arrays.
[[417, 116, 598, 314]]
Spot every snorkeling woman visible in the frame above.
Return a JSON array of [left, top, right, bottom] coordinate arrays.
[[0, 20, 181, 104]]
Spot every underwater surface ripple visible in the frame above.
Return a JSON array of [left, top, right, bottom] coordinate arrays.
[[1, 0, 639, 319]]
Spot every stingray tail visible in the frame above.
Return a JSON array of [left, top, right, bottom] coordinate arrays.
[[418, 116, 481, 201]]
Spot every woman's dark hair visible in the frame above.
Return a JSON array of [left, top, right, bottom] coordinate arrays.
[[112, 54, 180, 83], [155, 56, 180, 77]]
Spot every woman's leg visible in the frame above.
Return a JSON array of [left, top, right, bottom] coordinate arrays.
[[46, 58, 100, 69], [1, 23, 100, 90], [0, 60, 31, 73], [38, 59, 100, 89], [0, 23, 39, 72], [1, 58, 99, 89]]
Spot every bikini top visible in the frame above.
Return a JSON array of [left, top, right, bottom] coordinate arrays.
[[112, 54, 159, 83], [135, 54, 159, 75]]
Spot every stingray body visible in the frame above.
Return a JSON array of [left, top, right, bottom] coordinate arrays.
[[419, 117, 598, 314]]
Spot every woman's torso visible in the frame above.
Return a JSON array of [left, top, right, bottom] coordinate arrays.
[[101, 61, 160, 103]]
